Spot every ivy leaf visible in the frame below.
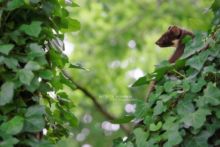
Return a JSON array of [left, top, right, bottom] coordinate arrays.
[[60, 72, 76, 90], [164, 130, 182, 147], [0, 44, 14, 55], [28, 43, 45, 59], [133, 128, 149, 147], [26, 77, 40, 92], [134, 100, 151, 118], [186, 51, 210, 71], [164, 81, 176, 93], [182, 32, 207, 59], [177, 98, 194, 117], [20, 21, 42, 37], [39, 70, 53, 80], [24, 105, 45, 133], [30, 0, 41, 4], [72, 2, 80, 7], [25, 61, 41, 71], [132, 75, 149, 87], [49, 49, 68, 68], [62, 110, 78, 127], [196, 83, 220, 107], [181, 108, 211, 129], [153, 101, 166, 116], [111, 115, 134, 124], [61, 19, 80, 32], [191, 77, 206, 93], [18, 69, 34, 85], [0, 137, 19, 147], [23, 115, 45, 132], [149, 121, 162, 131], [6, 0, 24, 11], [25, 105, 45, 117], [69, 63, 89, 71], [183, 131, 211, 147], [0, 82, 14, 106], [3, 57, 18, 70], [0, 116, 24, 135]]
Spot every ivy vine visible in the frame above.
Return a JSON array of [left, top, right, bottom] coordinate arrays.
[[0, 0, 80, 146], [114, 1, 220, 147]]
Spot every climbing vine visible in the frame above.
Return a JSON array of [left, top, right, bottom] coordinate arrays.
[[0, 0, 80, 146], [114, 1, 220, 147]]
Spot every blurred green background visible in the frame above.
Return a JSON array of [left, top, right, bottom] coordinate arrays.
[[59, 0, 213, 146]]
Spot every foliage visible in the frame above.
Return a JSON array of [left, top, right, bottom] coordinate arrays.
[[114, 1, 220, 147], [65, 0, 213, 146], [0, 0, 80, 146]]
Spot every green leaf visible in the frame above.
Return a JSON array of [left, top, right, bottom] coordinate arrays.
[[133, 128, 148, 147], [28, 43, 45, 59], [3, 57, 18, 70], [153, 101, 166, 116], [149, 121, 162, 131], [0, 82, 14, 106], [61, 19, 80, 33], [134, 100, 150, 118], [196, 83, 220, 107], [177, 98, 194, 117], [62, 110, 78, 127], [23, 105, 45, 133], [26, 77, 40, 92], [60, 72, 76, 90], [25, 61, 41, 71], [20, 21, 42, 37], [0, 44, 14, 55], [211, 0, 220, 13], [49, 49, 68, 68], [6, 0, 24, 10], [72, 2, 80, 7], [30, 0, 41, 4], [18, 69, 34, 85], [186, 51, 210, 71], [182, 32, 207, 59], [132, 75, 148, 87], [164, 81, 176, 93], [183, 131, 211, 147], [111, 115, 134, 124], [25, 105, 45, 117], [164, 130, 182, 147], [0, 137, 19, 147], [191, 77, 206, 93], [69, 63, 89, 71], [181, 108, 211, 129], [23, 115, 45, 132], [0, 116, 24, 135], [39, 70, 53, 80]]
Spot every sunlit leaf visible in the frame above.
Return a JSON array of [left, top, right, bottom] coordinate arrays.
[[20, 21, 42, 37], [0, 44, 14, 55], [0, 116, 24, 135]]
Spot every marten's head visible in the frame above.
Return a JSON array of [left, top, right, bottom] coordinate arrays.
[[155, 26, 182, 47]]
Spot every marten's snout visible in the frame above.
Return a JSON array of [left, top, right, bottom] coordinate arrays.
[[155, 40, 161, 46]]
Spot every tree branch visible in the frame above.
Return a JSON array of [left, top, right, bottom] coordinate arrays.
[[61, 70, 130, 134]]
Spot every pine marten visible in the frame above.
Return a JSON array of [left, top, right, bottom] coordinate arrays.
[[145, 26, 194, 101]]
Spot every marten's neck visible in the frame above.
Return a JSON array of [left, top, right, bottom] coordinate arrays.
[[168, 41, 185, 63], [168, 29, 194, 63]]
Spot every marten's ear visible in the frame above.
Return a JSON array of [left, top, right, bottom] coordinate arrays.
[[169, 26, 181, 36]]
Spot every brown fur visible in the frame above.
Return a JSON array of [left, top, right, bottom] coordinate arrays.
[[145, 26, 194, 101]]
